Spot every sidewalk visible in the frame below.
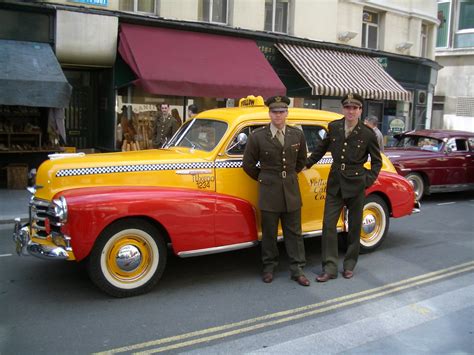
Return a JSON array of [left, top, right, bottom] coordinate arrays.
[[0, 188, 30, 224]]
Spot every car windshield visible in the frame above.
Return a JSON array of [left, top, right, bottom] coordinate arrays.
[[166, 118, 228, 151], [394, 135, 443, 152]]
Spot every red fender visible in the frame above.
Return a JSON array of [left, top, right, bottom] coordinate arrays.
[[366, 171, 415, 217], [57, 186, 257, 261]]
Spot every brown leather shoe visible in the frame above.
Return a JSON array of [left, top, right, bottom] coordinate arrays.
[[291, 275, 310, 286], [342, 270, 354, 279], [316, 273, 337, 282], [262, 272, 273, 283]]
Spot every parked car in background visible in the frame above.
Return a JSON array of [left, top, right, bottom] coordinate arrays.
[[385, 129, 474, 199], [13, 96, 418, 297]]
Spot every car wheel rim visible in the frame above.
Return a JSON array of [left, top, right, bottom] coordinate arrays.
[[101, 229, 159, 289], [361, 202, 386, 247], [408, 175, 423, 198]]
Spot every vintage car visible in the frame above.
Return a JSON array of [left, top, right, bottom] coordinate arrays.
[[13, 96, 418, 297], [385, 129, 474, 199]]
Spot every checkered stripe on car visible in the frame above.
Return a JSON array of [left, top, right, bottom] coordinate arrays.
[[55, 162, 215, 177], [215, 160, 243, 168], [55, 157, 334, 177]]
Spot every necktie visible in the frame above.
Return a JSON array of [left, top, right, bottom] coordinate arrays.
[[276, 129, 284, 146]]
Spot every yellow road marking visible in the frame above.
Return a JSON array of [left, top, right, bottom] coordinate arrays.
[[95, 261, 474, 355]]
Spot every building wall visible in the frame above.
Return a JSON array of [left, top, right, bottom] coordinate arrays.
[[230, 0, 265, 31], [42, 0, 438, 60]]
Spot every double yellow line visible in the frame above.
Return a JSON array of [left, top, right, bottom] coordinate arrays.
[[97, 261, 474, 354]]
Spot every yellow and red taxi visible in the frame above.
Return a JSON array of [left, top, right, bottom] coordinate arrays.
[[13, 96, 418, 297]]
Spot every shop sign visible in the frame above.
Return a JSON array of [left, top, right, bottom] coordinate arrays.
[[68, 0, 108, 6], [257, 41, 277, 64], [389, 117, 405, 133]]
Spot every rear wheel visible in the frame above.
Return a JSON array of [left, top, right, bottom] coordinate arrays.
[[88, 218, 167, 297], [359, 195, 389, 253], [406, 172, 425, 199]]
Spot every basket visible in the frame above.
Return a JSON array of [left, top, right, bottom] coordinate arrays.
[[7, 164, 28, 189]]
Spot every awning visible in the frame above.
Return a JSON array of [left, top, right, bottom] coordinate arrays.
[[118, 23, 286, 98], [276, 43, 411, 101], [0, 40, 72, 108]]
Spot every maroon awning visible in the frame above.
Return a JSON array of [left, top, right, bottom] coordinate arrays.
[[118, 23, 286, 98]]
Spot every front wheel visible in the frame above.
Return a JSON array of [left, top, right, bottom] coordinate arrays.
[[88, 218, 167, 297], [359, 194, 389, 253]]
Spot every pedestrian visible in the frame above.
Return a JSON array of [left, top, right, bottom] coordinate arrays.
[[364, 115, 384, 152], [242, 95, 310, 286], [187, 104, 198, 120], [154, 103, 178, 148], [305, 93, 382, 282]]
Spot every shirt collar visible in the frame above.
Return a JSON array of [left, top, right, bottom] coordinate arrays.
[[270, 123, 286, 137]]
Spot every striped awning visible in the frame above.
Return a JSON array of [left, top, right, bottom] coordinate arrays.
[[276, 43, 411, 101]]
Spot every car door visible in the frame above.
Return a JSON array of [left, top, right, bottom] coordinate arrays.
[[299, 124, 332, 233], [445, 138, 469, 184]]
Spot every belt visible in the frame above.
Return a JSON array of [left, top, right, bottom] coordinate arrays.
[[337, 163, 363, 171], [261, 171, 294, 179]]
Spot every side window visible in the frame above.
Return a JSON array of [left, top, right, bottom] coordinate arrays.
[[227, 125, 265, 155], [447, 138, 468, 152], [469, 138, 474, 152], [302, 125, 327, 152]]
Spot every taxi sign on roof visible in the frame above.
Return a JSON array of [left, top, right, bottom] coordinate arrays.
[[239, 95, 265, 107]]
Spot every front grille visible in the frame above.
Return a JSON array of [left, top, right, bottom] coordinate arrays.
[[29, 198, 62, 239]]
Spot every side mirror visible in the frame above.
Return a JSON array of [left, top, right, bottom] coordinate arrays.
[[445, 146, 452, 154], [226, 132, 248, 152]]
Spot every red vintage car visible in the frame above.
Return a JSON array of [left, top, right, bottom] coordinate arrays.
[[385, 129, 474, 198]]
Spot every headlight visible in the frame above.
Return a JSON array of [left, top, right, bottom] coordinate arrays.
[[52, 196, 68, 222]]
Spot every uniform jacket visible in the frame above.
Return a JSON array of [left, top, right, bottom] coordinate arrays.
[[154, 113, 179, 147], [306, 118, 382, 198], [243, 125, 307, 212]]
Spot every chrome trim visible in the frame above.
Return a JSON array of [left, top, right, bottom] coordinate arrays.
[[13, 219, 30, 256], [176, 169, 212, 175], [412, 201, 421, 214], [26, 242, 69, 260], [178, 241, 257, 258]]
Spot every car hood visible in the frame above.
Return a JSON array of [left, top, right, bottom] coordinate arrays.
[[34, 147, 214, 200]]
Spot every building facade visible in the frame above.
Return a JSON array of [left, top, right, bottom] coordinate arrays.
[[0, 0, 441, 186], [434, 0, 474, 132]]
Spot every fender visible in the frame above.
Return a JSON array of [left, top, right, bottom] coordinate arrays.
[[366, 171, 415, 218], [57, 186, 257, 261]]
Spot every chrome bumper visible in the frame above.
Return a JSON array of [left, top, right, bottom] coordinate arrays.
[[12, 219, 69, 260], [412, 200, 421, 214]]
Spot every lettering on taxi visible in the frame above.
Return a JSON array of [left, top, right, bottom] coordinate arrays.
[[310, 178, 327, 200], [192, 174, 215, 189]]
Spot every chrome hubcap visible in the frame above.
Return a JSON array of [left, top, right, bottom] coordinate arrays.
[[116, 245, 142, 272], [362, 213, 376, 234]]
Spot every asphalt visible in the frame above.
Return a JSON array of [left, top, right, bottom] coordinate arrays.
[[0, 188, 30, 224]]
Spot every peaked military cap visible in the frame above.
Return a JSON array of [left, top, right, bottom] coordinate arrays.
[[341, 93, 364, 107], [265, 95, 291, 111]]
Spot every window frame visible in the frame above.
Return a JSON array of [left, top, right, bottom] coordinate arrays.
[[264, 0, 289, 34], [362, 10, 379, 49], [200, 0, 228, 25], [119, 0, 157, 15], [436, 0, 452, 48]]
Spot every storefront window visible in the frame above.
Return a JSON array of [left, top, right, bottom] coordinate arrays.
[[264, 0, 289, 33]]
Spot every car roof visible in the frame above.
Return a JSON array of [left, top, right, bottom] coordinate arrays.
[[194, 106, 342, 126], [401, 129, 474, 140]]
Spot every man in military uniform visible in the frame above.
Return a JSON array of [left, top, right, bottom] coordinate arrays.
[[243, 95, 310, 286], [154, 103, 179, 148], [305, 93, 382, 282]]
